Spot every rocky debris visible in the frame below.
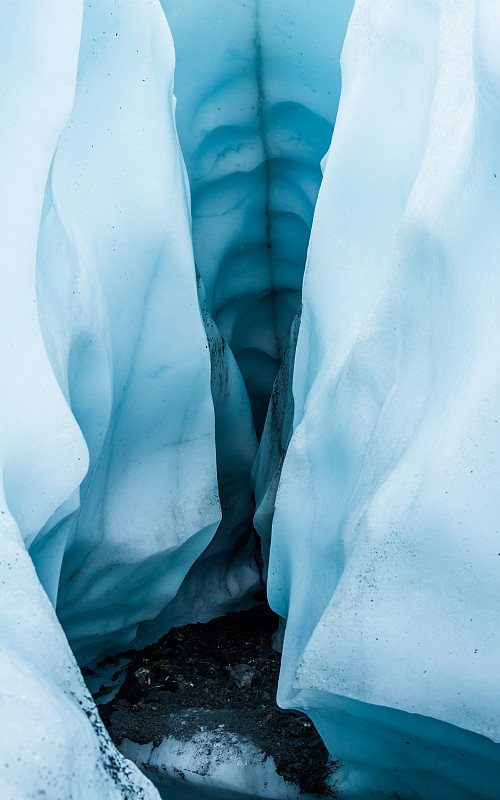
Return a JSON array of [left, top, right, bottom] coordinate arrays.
[[224, 663, 259, 689], [93, 604, 338, 796], [134, 668, 152, 687]]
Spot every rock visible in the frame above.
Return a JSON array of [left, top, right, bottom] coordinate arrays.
[[224, 663, 259, 689], [134, 667, 152, 686]]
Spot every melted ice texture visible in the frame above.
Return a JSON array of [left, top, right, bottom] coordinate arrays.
[[1, 0, 500, 799], [264, 0, 500, 797]]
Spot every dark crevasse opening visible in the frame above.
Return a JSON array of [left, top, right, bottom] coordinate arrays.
[[100, 1, 356, 664], [66, 2, 358, 797], [94, 0, 357, 663], [84, 4, 354, 795], [31, 1, 355, 667]]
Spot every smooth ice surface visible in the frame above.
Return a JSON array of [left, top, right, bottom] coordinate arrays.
[[37, 0, 221, 665], [4, 0, 500, 798], [0, 510, 159, 800], [161, 0, 354, 433], [1, 0, 217, 796], [267, 0, 500, 797], [133, 278, 262, 647]]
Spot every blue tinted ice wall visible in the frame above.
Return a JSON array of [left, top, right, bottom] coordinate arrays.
[[162, 0, 355, 434], [266, 0, 500, 797]]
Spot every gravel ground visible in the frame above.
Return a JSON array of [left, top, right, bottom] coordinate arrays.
[[90, 604, 337, 797]]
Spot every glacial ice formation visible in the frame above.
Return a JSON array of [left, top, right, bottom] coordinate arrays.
[[2, 0, 500, 798], [0, 516, 158, 800], [264, 0, 500, 797], [37, 0, 224, 666], [162, 0, 354, 434], [1, 0, 215, 797], [132, 282, 261, 648]]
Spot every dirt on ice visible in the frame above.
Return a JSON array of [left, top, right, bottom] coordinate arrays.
[[90, 603, 337, 797]]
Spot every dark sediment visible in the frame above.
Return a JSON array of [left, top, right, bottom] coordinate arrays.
[[91, 604, 337, 797]]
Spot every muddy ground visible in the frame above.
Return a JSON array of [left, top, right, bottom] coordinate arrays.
[[89, 603, 337, 797]]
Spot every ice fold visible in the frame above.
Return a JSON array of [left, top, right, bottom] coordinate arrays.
[[3, 0, 500, 798], [267, 1, 500, 797], [161, 0, 354, 434], [0, 0, 219, 796], [0, 507, 159, 800]]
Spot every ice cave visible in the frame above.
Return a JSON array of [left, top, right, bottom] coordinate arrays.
[[1, 0, 500, 798]]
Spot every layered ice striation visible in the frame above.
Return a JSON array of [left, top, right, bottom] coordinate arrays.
[[266, 0, 500, 797], [35, 0, 224, 666], [3, 0, 500, 798], [0, 2, 176, 796], [162, 0, 354, 435]]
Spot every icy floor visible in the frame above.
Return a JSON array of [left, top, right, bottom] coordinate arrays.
[[120, 734, 333, 800]]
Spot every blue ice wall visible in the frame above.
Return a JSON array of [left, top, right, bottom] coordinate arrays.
[[162, 0, 354, 434]]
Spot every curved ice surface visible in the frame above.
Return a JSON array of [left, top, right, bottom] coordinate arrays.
[[162, 0, 354, 434], [0, 508, 159, 800], [3, 0, 500, 798], [133, 275, 261, 645], [268, 1, 500, 796], [34, 0, 221, 666], [0, 0, 216, 796]]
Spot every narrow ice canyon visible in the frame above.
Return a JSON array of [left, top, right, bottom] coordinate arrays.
[[1, 1, 499, 799]]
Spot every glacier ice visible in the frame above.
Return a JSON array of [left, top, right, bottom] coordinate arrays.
[[265, 0, 500, 797], [161, 0, 354, 434], [132, 279, 261, 647], [120, 734, 325, 800], [1, 0, 218, 796], [35, 0, 234, 666], [0, 511, 159, 800], [2, 0, 500, 798]]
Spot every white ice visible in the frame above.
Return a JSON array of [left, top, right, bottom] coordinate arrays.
[[0, 0, 218, 796], [0, 511, 159, 800], [37, 0, 221, 666], [267, 1, 500, 797], [119, 733, 328, 800], [3, 0, 500, 798]]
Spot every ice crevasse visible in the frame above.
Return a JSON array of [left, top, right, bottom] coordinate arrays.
[[1, 1, 500, 799]]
